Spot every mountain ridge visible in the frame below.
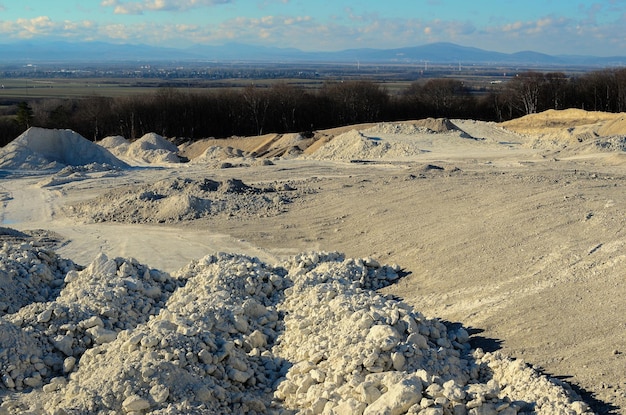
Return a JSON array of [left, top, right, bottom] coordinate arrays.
[[0, 40, 624, 66]]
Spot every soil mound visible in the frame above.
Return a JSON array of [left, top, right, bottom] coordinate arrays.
[[189, 145, 270, 168], [597, 114, 626, 136], [307, 124, 459, 161], [99, 133, 181, 164], [501, 109, 619, 132], [66, 177, 305, 223], [0, 128, 128, 171], [500, 109, 626, 153], [0, 244, 591, 414], [412, 117, 460, 133]]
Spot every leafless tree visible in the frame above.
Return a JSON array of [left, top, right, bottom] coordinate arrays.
[[507, 71, 545, 115], [243, 85, 271, 135]]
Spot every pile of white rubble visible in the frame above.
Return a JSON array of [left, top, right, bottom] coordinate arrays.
[[66, 177, 305, 223], [0, 239, 592, 414]]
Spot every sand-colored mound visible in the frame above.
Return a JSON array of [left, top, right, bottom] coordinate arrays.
[[180, 133, 314, 162], [501, 108, 620, 132], [500, 109, 626, 153], [178, 134, 277, 161], [597, 114, 626, 136], [0, 128, 128, 170]]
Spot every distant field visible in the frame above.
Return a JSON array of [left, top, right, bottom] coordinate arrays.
[[0, 78, 174, 99], [0, 77, 333, 100], [0, 74, 497, 100]]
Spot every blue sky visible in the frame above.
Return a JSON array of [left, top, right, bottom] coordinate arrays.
[[0, 0, 625, 56]]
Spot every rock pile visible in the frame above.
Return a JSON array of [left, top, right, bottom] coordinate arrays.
[[0, 240, 76, 316], [66, 177, 306, 223], [0, 240, 592, 414]]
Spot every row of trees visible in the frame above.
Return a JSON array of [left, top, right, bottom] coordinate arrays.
[[2, 67, 626, 146]]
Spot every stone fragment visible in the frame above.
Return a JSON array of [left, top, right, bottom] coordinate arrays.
[[53, 334, 74, 356], [149, 384, 169, 404], [228, 368, 252, 383], [468, 403, 497, 415], [23, 374, 42, 388], [366, 325, 401, 351], [87, 326, 117, 344], [37, 308, 53, 323], [443, 379, 466, 401], [245, 329, 267, 349], [391, 351, 406, 371], [122, 395, 150, 412], [79, 316, 104, 329], [363, 377, 422, 415], [2, 374, 15, 389], [335, 398, 367, 414], [63, 356, 76, 373]]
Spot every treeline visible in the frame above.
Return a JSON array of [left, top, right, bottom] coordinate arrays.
[[2, 67, 626, 147]]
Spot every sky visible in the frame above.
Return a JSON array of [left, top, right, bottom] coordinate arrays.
[[0, 0, 625, 56]]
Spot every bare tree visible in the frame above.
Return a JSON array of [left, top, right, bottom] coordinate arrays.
[[243, 85, 271, 136], [419, 79, 472, 116], [74, 95, 114, 141], [543, 72, 568, 110], [507, 71, 545, 115], [268, 83, 305, 132], [320, 80, 388, 125]]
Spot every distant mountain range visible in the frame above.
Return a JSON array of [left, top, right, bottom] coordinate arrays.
[[0, 40, 624, 67]]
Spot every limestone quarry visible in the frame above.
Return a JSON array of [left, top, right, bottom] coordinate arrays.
[[2, 110, 626, 414]]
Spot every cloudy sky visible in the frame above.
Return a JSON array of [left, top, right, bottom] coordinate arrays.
[[1, 0, 625, 56]]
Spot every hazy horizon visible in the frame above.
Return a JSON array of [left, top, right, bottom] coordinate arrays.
[[0, 1, 624, 57]]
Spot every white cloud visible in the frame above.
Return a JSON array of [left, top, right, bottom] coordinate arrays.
[[101, 0, 233, 15], [15, 16, 55, 38]]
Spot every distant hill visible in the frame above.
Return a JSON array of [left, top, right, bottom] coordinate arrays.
[[0, 40, 624, 66]]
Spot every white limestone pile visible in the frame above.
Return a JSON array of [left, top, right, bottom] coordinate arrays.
[[126, 133, 182, 164], [98, 133, 181, 164], [0, 242, 593, 414], [1, 253, 181, 395], [0, 241, 76, 316], [0, 128, 128, 171], [97, 135, 130, 158], [66, 177, 303, 223], [274, 252, 591, 415]]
